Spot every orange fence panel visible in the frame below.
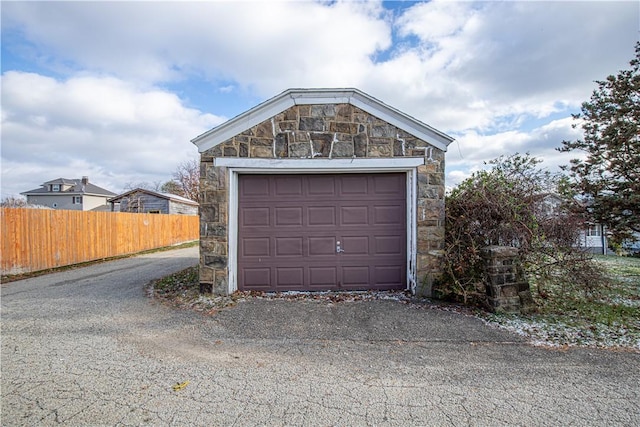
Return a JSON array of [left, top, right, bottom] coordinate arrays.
[[1, 208, 199, 275]]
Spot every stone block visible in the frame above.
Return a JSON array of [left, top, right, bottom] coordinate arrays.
[[205, 255, 228, 269], [250, 137, 273, 147], [428, 173, 444, 186], [250, 146, 273, 158], [481, 246, 519, 259], [289, 142, 311, 158], [201, 223, 227, 237], [277, 121, 297, 131], [281, 107, 298, 121], [207, 145, 223, 157], [417, 184, 439, 199], [300, 117, 325, 131], [199, 265, 215, 282], [203, 190, 226, 205], [354, 133, 368, 157], [297, 105, 310, 116], [200, 237, 227, 256], [275, 133, 289, 158], [200, 205, 219, 223], [214, 270, 229, 295], [255, 121, 273, 137], [329, 122, 358, 134], [311, 105, 335, 117], [371, 124, 396, 138], [223, 145, 237, 157], [500, 284, 518, 297], [519, 290, 537, 314], [239, 143, 249, 157], [311, 134, 332, 157], [353, 110, 369, 123], [418, 162, 438, 174], [335, 104, 352, 121], [393, 140, 404, 157], [292, 131, 310, 142], [368, 143, 392, 157], [417, 199, 444, 224], [331, 141, 354, 158]]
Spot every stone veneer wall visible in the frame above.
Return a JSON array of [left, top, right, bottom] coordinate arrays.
[[199, 103, 446, 296]]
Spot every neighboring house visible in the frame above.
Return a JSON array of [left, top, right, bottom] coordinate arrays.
[[21, 177, 115, 211], [109, 188, 198, 215], [191, 88, 455, 296], [537, 193, 609, 255]]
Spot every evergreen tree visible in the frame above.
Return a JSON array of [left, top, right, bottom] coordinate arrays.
[[559, 42, 640, 245]]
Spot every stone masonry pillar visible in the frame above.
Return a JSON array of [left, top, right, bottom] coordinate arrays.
[[481, 246, 535, 313]]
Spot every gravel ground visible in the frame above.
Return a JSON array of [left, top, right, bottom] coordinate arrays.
[[2, 246, 640, 426]]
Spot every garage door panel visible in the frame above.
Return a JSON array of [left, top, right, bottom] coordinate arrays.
[[341, 206, 369, 225], [275, 207, 303, 226], [374, 205, 404, 225], [275, 176, 303, 196], [241, 207, 270, 227], [374, 173, 404, 194], [275, 237, 303, 256], [308, 206, 336, 226], [341, 236, 369, 255], [241, 176, 270, 197], [342, 266, 370, 286], [242, 268, 271, 288], [309, 267, 337, 288], [374, 266, 403, 286], [374, 235, 403, 255], [241, 237, 270, 257], [308, 175, 336, 195], [276, 267, 304, 288], [308, 236, 336, 256], [341, 175, 368, 195]]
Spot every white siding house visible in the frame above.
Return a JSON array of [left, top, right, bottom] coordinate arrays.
[[21, 177, 115, 211]]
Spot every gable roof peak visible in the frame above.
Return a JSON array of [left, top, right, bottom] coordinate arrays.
[[191, 87, 454, 153]]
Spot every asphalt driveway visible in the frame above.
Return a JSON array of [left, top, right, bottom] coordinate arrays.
[[2, 246, 639, 426]]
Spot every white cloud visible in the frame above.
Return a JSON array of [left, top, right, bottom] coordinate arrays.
[[366, 0, 638, 133], [1, 0, 637, 197], [445, 117, 585, 188], [1, 1, 391, 93], [1, 72, 224, 197]]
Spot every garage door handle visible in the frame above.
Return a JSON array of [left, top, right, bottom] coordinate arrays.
[[336, 242, 345, 253]]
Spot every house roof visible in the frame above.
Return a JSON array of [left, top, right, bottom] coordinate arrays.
[[191, 88, 455, 153], [108, 188, 199, 206], [21, 178, 116, 197]]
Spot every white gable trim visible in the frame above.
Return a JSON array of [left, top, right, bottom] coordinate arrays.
[[213, 157, 425, 170], [192, 88, 454, 153]]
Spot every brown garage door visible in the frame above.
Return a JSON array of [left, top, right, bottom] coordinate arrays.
[[238, 173, 406, 292]]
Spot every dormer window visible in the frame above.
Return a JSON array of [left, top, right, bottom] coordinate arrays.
[[51, 184, 60, 192]]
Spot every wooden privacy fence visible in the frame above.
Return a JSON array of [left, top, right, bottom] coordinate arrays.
[[1, 208, 199, 275]]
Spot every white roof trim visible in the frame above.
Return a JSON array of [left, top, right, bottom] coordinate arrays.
[[214, 157, 425, 170], [108, 188, 198, 206], [191, 88, 454, 153]]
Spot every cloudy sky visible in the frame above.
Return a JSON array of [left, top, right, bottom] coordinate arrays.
[[1, 0, 638, 198]]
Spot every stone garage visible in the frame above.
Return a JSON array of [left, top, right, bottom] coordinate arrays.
[[191, 88, 454, 296]]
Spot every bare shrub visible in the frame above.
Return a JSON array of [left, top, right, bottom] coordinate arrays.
[[436, 153, 610, 308]]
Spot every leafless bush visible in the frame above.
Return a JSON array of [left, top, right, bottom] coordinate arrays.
[[435, 154, 609, 308]]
